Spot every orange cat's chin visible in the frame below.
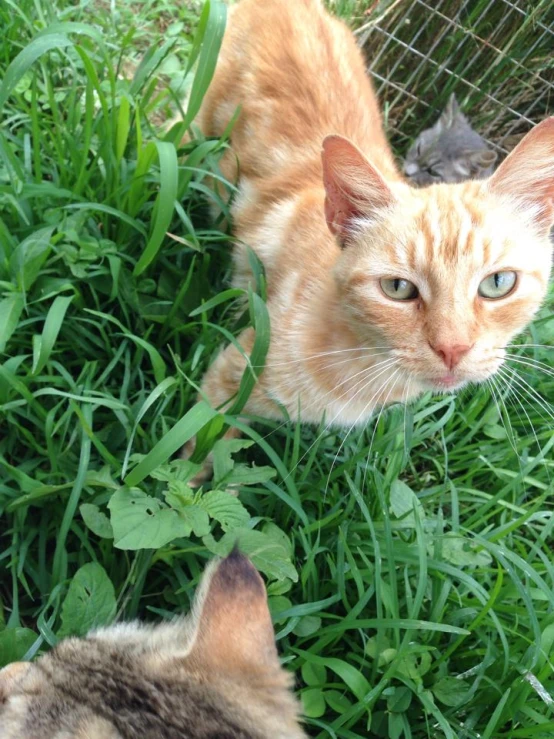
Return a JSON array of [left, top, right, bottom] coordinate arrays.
[[429, 374, 466, 391], [421, 360, 503, 393]]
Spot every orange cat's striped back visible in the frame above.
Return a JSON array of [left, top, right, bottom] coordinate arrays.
[[200, 0, 399, 185]]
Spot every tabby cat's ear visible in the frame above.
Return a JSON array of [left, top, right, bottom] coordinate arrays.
[[488, 116, 554, 233], [321, 135, 394, 247], [0, 662, 36, 704], [188, 549, 280, 676]]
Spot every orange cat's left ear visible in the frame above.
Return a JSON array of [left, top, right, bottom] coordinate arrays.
[[321, 134, 394, 247], [488, 116, 554, 234]]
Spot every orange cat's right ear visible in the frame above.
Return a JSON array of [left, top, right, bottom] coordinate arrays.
[[321, 135, 394, 246], [488, 116, 554, 233]]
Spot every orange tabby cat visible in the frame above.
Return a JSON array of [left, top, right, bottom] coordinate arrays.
[[195, 0, 553, 438]]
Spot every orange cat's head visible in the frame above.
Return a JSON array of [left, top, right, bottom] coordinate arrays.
[[323, 118, 554, 393]]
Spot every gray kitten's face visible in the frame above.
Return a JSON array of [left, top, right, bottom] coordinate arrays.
[[0, 552, 306, 739], [404, 95, 498, 186]]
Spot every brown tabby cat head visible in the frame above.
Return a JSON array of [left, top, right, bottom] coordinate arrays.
[[0, 551, 306, 739], [322, 118, 554, 393]]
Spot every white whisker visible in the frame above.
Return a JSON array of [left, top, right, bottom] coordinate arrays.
[[503, 354, 554, 380], [493, 376, 525, 449], [508, 344, 554, 350], [402, 373, 414, 462], [324, 367, 403, 497], [267, 351, 393, 393], [496, 372, 551, 482], [250, 346, 393, 368], [280, 360, 401, 483], [259, 356, 398, 443], [497, 366, 554, 427], [498, 368, 554, 430], [488, 375, 520, 459], [361, 368, 404, 493]]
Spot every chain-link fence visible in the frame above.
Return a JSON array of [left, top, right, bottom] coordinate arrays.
[[357, 0, 554, 157]]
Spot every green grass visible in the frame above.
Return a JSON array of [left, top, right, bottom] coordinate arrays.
[[1, 1, 554, 737], [355, 0, 554, 154]]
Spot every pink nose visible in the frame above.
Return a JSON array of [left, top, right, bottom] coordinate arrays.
[[429, 342, 472, 370]]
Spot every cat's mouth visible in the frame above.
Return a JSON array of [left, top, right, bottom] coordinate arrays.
[[426, 358, 505, 390], [425, 373, 467, 391], [435, 374, 459, 387]]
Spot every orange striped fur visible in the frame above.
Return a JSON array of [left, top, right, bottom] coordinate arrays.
[[194, 0, 553, 435]]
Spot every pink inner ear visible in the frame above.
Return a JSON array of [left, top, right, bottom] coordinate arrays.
[[322, 168, 363, 240], [321, 134, 393, 246]]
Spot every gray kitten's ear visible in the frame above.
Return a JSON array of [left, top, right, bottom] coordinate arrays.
[[447, 94, 460, 117], [488, 117, 554, 232], [468, 148, 498, 171], [188, 550, 280, 676], [321, 135, 394, 247], [440, 94, 461, 129]]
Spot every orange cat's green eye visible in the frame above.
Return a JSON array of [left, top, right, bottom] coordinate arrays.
[[380, 278, 419, 301], [478, 271, 517, 299]]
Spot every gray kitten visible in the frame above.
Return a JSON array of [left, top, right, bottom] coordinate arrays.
[[403, 93, 497, 186], [0, 551, 306, 739]]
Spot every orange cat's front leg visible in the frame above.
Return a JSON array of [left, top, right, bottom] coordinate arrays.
[[201, 327, 254, 415], [186, 327, 277, 485]]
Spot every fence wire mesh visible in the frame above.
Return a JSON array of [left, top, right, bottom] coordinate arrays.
[[356, 0, 554, 157]]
